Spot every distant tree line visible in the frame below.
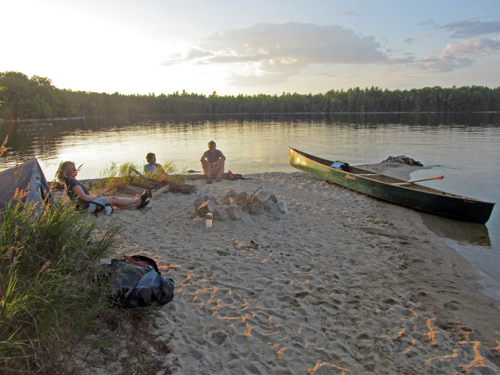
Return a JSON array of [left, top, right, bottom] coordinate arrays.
[[1, 71, 500, 120]]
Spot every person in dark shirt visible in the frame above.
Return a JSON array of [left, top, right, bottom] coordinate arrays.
[[200, 141, 226, 184], [57, 161, 149, 211]]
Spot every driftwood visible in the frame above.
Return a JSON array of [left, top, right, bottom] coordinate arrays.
[[132, 168, 196, 194], [117, 184, 167, 199], [169, 183, 196, 194], [52, 171, 191, 196], [131, 168, 162, 186], [187, 173, 228, 180], [152, 185, 170, 198], [249, 185, 263, 199], [119, 184, 145, 196], [248, 186, 262, 203], [185, 172, 252, 181]]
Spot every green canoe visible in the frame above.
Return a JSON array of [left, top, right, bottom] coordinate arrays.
[[289, 147, 495, 224]]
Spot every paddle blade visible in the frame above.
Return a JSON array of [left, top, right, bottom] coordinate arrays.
[[408, 175, 444, 183]]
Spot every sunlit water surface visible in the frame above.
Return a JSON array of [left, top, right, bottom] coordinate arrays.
[[1, 113, 499, 298]]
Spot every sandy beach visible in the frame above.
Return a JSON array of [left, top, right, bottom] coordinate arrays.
[[83, 166, 500, 374]]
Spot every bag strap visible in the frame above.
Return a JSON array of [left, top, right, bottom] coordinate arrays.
[[91, 201, 106, 217], [124, 255, 161, 273], [124, 255, 154, 269]]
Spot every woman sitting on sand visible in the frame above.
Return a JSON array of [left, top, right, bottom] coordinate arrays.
[[57, 161, 150, 211]]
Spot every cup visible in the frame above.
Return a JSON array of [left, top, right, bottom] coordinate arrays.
[[205, 212, 213, 228]]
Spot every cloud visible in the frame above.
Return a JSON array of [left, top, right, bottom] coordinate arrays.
[[412, 37, 500, 72], [414, 55, 474, 73], [161, 48, 213, 65], [405, 33, 435, 44], [227, 59, 304, 86], [387, 56, 416, 65], [437, 19, 500, 38], [334, 5, 364, 16], [442, 36, 500, 57], [162, 22, 387, 86], [395, 20, 500, 73], [405, 38, 419, 44], [419, 20, 436, 26]]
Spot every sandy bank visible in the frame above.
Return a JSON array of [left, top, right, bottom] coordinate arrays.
[[85, 168, 500, 374]]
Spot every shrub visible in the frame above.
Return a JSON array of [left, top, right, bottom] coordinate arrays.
[[0, 194, 122, 373]]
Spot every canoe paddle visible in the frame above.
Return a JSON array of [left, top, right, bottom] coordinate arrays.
[[408, 175, 444, 183], [393, 175, 444, 185]]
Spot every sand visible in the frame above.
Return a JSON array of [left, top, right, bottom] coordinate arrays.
[[87, 166, 500, 375]]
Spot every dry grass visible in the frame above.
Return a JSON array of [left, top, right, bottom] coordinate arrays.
[[93, 160, 194, 195], [0, 195, 122, 374]]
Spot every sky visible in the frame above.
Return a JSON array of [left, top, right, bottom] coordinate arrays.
[[2, 0, 500, 96]]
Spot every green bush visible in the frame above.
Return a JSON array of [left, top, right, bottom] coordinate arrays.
[[0, 195, 122, 373]]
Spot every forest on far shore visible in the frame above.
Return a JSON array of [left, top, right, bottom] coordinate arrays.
[[1, 71, 500, 120]]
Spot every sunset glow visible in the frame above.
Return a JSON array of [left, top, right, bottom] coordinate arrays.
[[2, 1, 500, 97]]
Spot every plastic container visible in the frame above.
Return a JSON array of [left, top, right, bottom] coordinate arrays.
[[205, 212, 213, 228]]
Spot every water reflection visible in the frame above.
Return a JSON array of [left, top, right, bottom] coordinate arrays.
[[419, 206, 499, 299], [420, 212, 491, 246], [2, 112, 500, 181]]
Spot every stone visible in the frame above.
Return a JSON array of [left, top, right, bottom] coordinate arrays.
[[228, 204, 243, 220], [248, 202, 264, 215], [384, 155, 423, 167], [254, 190, 272, 204], [193, 195, 211, 210], [197, 198, 216, 217], [236, 192, 248, 210], [195, 190, 286, 219], [222, 189, 239, 205], [263, 200, 278, 214], [214, 205, 229, 221], [276, 201, 288, 214]]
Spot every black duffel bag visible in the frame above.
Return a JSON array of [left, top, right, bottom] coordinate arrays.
[[97, 255, 175, 308]]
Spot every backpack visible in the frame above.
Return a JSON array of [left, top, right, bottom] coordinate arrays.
[[330, 161, 350, 172], [227, 170, 251, 180], [96, 255, 175, 308]]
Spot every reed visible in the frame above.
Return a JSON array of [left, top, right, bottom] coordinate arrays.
[[94, 160, 188, 194], [0, 136, 8, 157], [0, 194, 122, 373]]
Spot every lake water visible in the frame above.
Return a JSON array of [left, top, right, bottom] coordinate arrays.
[[1, 113, 499, 298]]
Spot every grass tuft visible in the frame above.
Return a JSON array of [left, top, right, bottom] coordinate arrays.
[[0, 196, 122, 373], [94, 160, 192, 194]]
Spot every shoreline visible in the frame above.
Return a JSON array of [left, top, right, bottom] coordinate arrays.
[[88, 168, 500, 374]]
